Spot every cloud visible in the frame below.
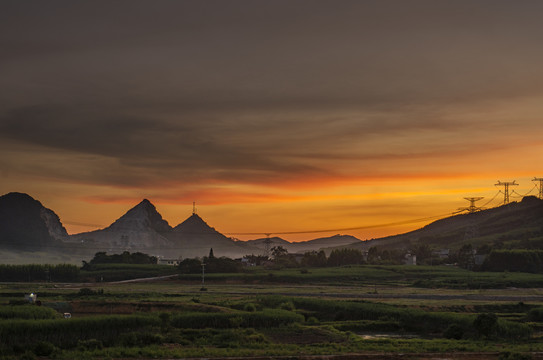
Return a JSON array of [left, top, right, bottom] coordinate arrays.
[[1, 0, 543, 196]]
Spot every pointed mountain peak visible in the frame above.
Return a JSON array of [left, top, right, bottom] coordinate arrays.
[[106, 199, 171, 232], [173, 213, 220, 235]]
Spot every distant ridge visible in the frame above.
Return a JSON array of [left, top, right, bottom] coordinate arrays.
[[331, 196, 543, 252], [246, 235, 361, 254]]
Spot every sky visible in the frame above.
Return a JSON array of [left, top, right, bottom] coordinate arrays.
[[1, 1, 542, 241]]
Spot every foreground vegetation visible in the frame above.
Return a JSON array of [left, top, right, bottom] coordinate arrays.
[[2, 268, 543, 359], [0, 292, 542, 359]]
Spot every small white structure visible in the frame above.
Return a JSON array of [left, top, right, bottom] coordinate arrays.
[[404, 253, 417, 266], [157, 258, 181, 266], [25, 293, 37, 303], [433, 249, 450, 259], [474, 254, 487, 266]]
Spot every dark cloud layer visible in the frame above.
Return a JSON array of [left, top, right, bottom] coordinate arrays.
[[1, 0, 543, 191]]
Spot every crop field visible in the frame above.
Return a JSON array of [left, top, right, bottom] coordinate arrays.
[[2, 265, 543, 359]]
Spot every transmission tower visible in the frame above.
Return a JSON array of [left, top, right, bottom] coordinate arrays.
[[263, 234, 273, 258], [495, 180, 518, 205], [534, 177, 543, 200], [192, 201, 197, 215], [457, 197, 485, 213]]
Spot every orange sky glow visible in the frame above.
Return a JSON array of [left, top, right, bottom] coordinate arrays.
[[1, 1, 542, 243]]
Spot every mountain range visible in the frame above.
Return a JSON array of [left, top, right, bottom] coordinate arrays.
[[1, 192, 542, 264], [0, 192, 362, 262]]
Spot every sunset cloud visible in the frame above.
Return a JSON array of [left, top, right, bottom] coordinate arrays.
[[1, 1, 542, 239]]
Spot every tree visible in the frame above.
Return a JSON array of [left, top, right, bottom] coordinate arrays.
[[209, 248, 215, 259], [473, 313, 498, 338], [301, 250, 327, 267], [178, 258, 202, 273], [457, 244, 475, 270], [367, 246, 379, 264], [243, 254, 269, 266], [271, 246, 288, 259], [328, 248, 364, 267], [413, 244, 432, 264], [476, 243, 492, 255]]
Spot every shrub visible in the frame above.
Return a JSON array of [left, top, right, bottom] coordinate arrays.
[[33, 341, 55, 356], [499, 352, 533, 360], [279, 301, 295, 311], [443, 324, 464, 340], [526, 307, 543, 321], [0, 305, 58, 320], [77, 338, 103, 350], [243, 303, 257, 312], [473, 313, 498, 338], [171, 310, 304, 329], [19, 351, 37, 360]]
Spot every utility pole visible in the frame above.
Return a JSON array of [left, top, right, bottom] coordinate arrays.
[[193, 201, 197, 215], [533, 177, 543, 200], [200, 261, 206, 290], [457, 197, 484, 213], [495, 180, 518, 205]]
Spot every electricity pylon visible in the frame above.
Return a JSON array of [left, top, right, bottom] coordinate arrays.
[[534, 177, 543, 200], [495, 180, 518, 205], [458, 197, 484, 213], [263, 234, 273, 258]]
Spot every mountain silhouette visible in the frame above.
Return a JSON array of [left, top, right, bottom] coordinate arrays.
[[0, 192, 67, 250], [70, 199, 172, 251], [106, 199, 172, 233], [246, 235, 361, 254], [173, 213, 221, 235], [167, 213, 257, 258], [2, 192, 542, 264]]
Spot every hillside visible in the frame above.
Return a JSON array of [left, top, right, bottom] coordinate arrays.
[[340, 196, 543, 252]]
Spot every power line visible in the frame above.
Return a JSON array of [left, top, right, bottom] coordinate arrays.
[[495, 180, 518, 205], [479, 191, 501, 208], [511, 184, 537, 198], [224, 212, 457, 237]]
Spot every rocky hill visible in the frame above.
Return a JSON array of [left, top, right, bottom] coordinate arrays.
[[69, 199, 173, 252], [0, 192, 68, 250]]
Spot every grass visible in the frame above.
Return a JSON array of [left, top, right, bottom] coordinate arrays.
[[2, 265, 543, 358], [176, 265, 543, 289]]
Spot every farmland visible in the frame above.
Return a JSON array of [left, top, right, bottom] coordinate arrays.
[[2, 265, 543, 359]]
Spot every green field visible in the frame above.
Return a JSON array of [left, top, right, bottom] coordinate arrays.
[[2, 265, 543, 359]]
